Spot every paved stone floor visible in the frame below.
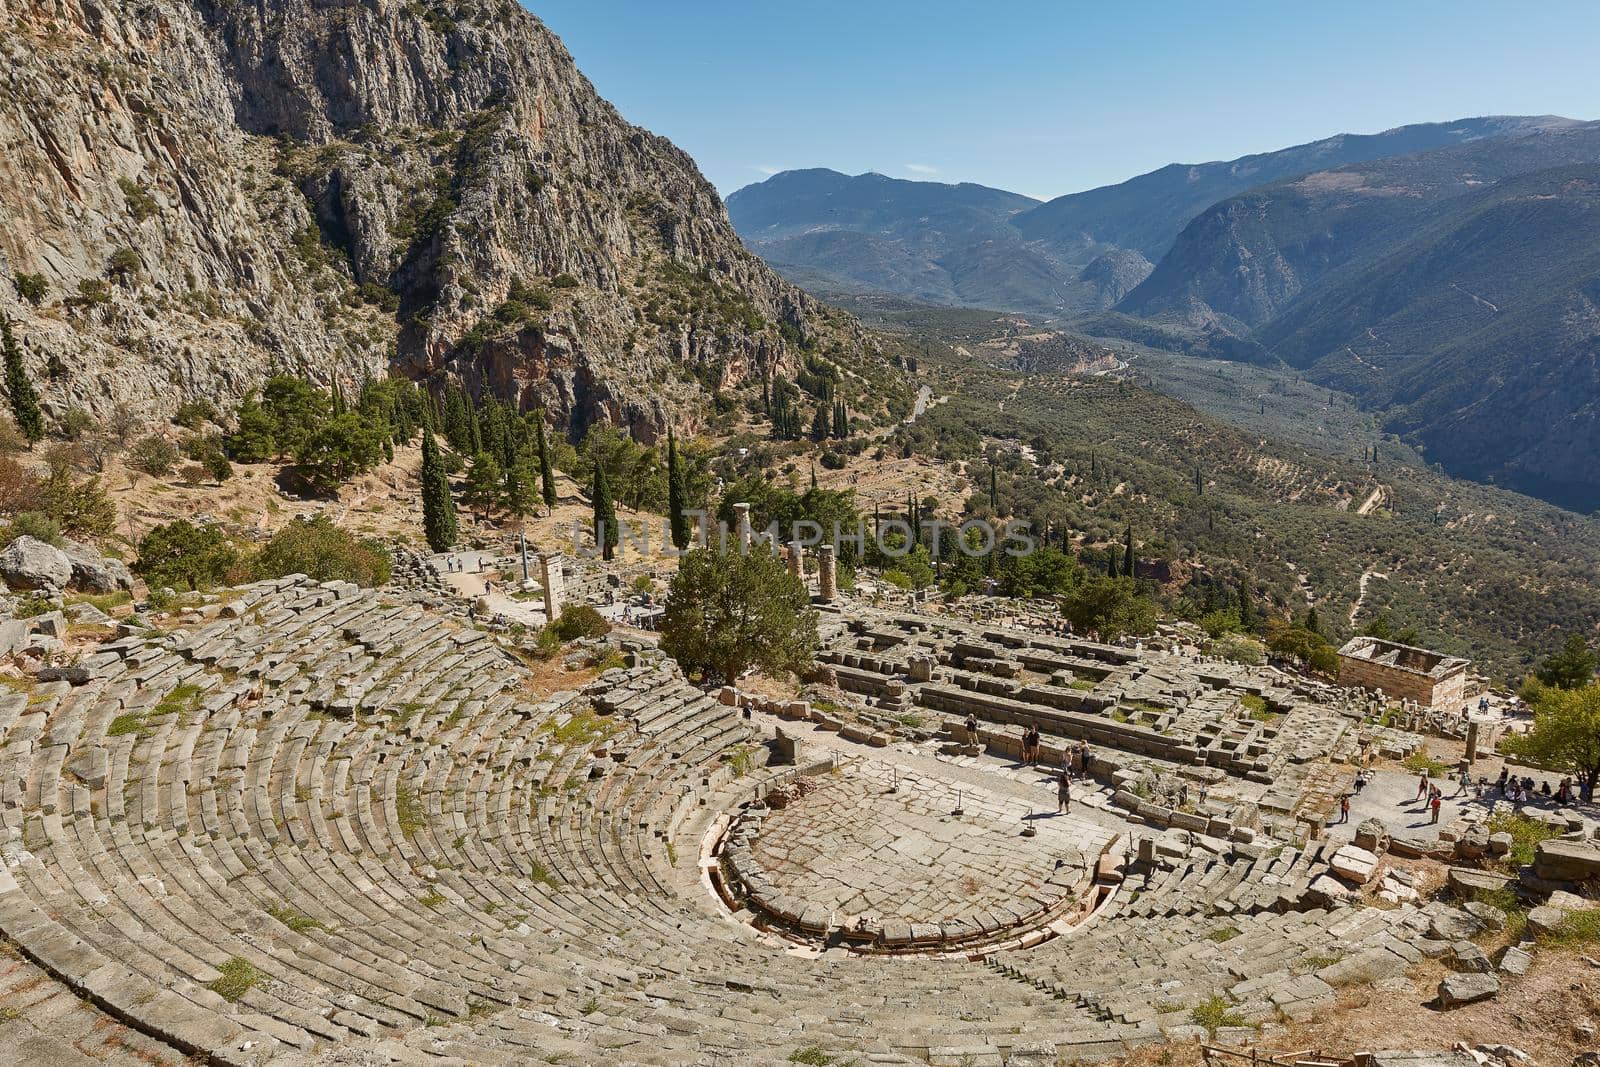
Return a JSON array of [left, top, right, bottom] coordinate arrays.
[[749, 758, 1107, 924]]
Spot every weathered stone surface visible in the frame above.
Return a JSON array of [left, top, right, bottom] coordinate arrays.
[[0, 536, 73, 591], [1498, 945, 1534, 976], [1527, 905, 1570, 938], [1463, 901, 1507, 932], [1354, 817, 1391, 854], [1428, 908, 1485, 941], [1438, 972, 1499, 1007], [1448, 867, 1514, 897], [1330, 844, 1380, 884], [1447, 940, 1493, 973], [1535, 838, 1600, 882]]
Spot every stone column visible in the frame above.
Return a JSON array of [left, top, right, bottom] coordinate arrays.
[[1465, 719, 1480, 764], [787, 541, 804, 579], [733, 502, 752, 554], [519, 532, 530, 585], [816, 544, 837, 603], [539, 553, 565, 622]]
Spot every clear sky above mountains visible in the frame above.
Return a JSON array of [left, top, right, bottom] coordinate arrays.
[[531, 0, 1600, 199]]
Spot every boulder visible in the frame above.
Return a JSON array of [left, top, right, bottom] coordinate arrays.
[[1487, 831, 1513, 857], [1455, 825, 1491, 861], [1498, 945, 1533, 976], [0, 536, 73, 591], [1330, 843, 1380, 884], [1534, 838, 1600, 882], [67, 554, 134, 593], [1447, 940, 1494, 973], [1437, 972, 1499, 1007], [1354, 817, 1391, 854], [1527, 905, 1570, 938]]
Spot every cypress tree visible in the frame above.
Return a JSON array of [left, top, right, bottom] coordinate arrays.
[[1, 316, 43, 445], [592, 456, 618, 562], [1237, 578, 1255, 630], [809, 401, 830, 442], [535, 411, 557, 512], [1305, 606, 1322, 635], [1122, 526, 1135, 579], [988, 464, 998, 511], [667, 427, 691, 550], [420, 428, 458, 552], [1194, 466, 1203, 495], [465, 391, 481, 453], [443, 387, 471, 451]]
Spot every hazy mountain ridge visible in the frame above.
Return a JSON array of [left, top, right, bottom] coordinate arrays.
[[728, 117, 1575, 318]]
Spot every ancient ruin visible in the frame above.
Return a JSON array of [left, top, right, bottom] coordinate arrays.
[[5, 540, 1593, 1066], [1336, 636, 1471, 709]]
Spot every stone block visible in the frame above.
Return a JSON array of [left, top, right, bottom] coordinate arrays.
[[1329, 844, 1380, 884], [1437, 972, 1498, 1007], [1534, 838, 1600, 882]]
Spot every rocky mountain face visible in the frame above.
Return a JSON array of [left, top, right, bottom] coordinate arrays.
[[0, 0, 874, 439]]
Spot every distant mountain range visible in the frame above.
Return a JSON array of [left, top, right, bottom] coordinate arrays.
[[730, 116, 1600, 511], [729, 116, 1579, 316]]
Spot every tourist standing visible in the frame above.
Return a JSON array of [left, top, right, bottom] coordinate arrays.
[[1057, 769, 1071, 813], [1429, 790, 1443, 824], [1338, 794, 1350, 824], [1415, 771, 1429, 802]]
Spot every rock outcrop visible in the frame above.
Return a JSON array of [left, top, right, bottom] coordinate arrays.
[[0, 0, 890, 440]]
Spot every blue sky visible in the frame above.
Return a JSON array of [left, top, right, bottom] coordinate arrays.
[[528, 1, 1600, 201]]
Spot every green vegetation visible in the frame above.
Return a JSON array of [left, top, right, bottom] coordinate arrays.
[[547, 605, 611, 643], [1534, 908, 1600, 949], [1189, 993, 1246, 1035], [661, 548, 819, 683], [1, 316, 43, 444], [1401, 751, 1450, 778], [420, 427, 458, 552], [134, 520, 241, 591], [207, 957, 266, 1002], [395, 787, 425, 837], [256, 515, 391, 586], [1500, 681, 1600, 800], [787, 1047, 837, 1067], [266, 902, 327, 934], [1205, 926, 1241, 943], [1485, 811, 1563, 867]]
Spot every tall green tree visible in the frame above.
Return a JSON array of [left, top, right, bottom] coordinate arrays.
[[462, 451, 503, 521], [1534, 634, 1598, 691], [666, 427, 691, 550], [420, 428, 458, 552], [809, 401, 831, 442], [659, 548, 819, 683], [591, 454, 618, 561], [1501, 682, 1600, 801], [1237, 577, 1255, 631], [1122, 526, 1135, 579], [534, 411, 557, 512], [1, 316, 44, 445]]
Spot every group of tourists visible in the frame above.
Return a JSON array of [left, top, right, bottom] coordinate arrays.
[[1409, 771, 1446, 823]]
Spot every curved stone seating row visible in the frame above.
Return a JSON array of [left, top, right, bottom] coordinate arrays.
[[0, 579, 1478, 1065]]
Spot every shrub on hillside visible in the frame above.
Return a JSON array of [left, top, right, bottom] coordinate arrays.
[[550, 604, 611, 642], [255, 515, 392, 587]]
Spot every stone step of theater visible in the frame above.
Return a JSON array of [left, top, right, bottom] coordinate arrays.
[[0, 577, 1470, 1065]]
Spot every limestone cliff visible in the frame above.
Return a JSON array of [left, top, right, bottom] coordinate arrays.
[[0, 0, 883, 439]]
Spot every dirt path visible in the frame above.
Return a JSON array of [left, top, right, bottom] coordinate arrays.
[[1356, 485, 1386, 515], [1349, 568, 1388, 626]]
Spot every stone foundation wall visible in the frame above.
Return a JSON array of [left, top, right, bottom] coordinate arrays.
[[1337, 655, 1466, 708]]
